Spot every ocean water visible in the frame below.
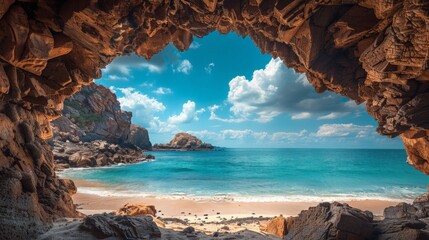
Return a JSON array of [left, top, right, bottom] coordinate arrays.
[[59, 148, 429, 202]]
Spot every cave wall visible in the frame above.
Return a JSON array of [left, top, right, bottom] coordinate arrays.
[[0, 0, 428, 238]]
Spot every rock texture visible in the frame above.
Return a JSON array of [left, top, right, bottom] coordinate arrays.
[[116, 203, 157, 217], [285, 202, 374, 239], [52, 83, 151, 148], [0, 103, 79, 240], [52, 140, 150, 170], [0, 0, 429, 239], [50, 83, 152, 169], [260, 215, 288, 238], [80, 213, 161, 239], [282, 195, 429, 240], [128, 124, 152, 150], [154, 132, 214, 151]]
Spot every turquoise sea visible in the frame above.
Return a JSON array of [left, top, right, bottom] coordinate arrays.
[[59, 148, 429, 202]]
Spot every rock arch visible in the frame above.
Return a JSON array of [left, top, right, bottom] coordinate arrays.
[[0, 0, 428, 238]]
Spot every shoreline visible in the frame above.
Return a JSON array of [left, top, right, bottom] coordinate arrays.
[[72, 180, 401, 219]]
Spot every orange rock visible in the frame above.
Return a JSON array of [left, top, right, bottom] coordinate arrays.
[[264, 215, 288, 238], [116, 203, 157, 217]]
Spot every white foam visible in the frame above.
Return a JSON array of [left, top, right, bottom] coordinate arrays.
[[75, 186, 416, 203]]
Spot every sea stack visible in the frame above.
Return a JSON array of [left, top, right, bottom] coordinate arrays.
[[154, 133, 214, 151]]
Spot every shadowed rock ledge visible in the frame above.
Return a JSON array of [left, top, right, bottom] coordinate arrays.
[[0, 0, 428, 239]]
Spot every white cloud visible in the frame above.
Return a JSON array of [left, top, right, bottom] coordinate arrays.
[[117, 88, 165, 111], [315, 124, 373, 138], [114, 87, 176, 133], [189, 41, 201, 49], [109, 86, 116, 93], [107, 75, 128, 81], [176, 59, 192, 74], [103, 54, 166, 77], [153, 87, 172, 95], [140, 62, 163, 73], [186, 130, 220, 140], [291, 112, 312, 120], [150, 117, 179, 133], [168, 100, 204, 124], [204, 62, 215, 74], [317, 112, 349, 120], [271, 130, 308, 141], [187, 129, 305, 142], [221, 58, 358, 123], [208, 104, 245, 123]]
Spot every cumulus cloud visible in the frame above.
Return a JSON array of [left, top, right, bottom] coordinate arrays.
[[221, 129, 268, 140], [117, 88, 165, 111], [315, 124, 373, 138], [271, 130, 308, 141], [219, 58, 359, 122], [186, 123, 375, 144], [317, 112, 350, 120], [113, 87, 178, 133], [168, 100, 204, 124], [188, 129, 304, 142], [176, 59, 193, 74], [150, 117, 178, 133], [208, 104, 245, 123], [291, 112, 312, 120], [204, 62, 215, 74], [153, 87, 172, 95]]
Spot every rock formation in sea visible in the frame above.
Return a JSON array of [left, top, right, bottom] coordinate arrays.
[[154, 132, 214, 151], [0, 0, 428, 239]]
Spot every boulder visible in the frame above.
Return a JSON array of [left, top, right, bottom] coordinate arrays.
[[127, 124, 152, 150], [260, 215, 288, 238], [285, 202, 373, 240], [154, 132, 214, 151], [80, 213, 161, 239], [116, 203, 157, 217]]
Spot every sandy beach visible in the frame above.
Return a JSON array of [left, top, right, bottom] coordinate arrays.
[[69, 180, 402, 238]]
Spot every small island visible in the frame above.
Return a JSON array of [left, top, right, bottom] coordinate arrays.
[[153, 132, 214, 151]]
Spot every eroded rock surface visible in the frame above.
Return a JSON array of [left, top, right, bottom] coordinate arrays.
[[285, 202, 374, 239], [52, 83, 148, 146], [283, 196, 429, 240], [80, 213, 161, 239], [116, 203, 157, 217], [154, 132, 214, 151], [0, 103, 78, 240], [0, 0, 429, 239], [51, 83, 152, 169], [128, 124, 152, 150], [52, 139, 150, 169], [260, 215, 288, 238]]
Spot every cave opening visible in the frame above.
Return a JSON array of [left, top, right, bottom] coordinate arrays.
[[1, 0, 429, 239], [55, 31, 427, 221]]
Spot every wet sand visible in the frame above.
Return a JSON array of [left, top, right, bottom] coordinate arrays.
[[72, 180, 400, 219]]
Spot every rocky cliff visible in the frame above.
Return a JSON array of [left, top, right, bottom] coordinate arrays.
[[53, 83, 132, 144], [51, 83, 153, 169], [0, 0, 429, 239], [154, 133, 214, 151], [52, 83, 152, 150]]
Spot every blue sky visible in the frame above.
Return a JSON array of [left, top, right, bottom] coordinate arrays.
[[96, 32, 403, 149]]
